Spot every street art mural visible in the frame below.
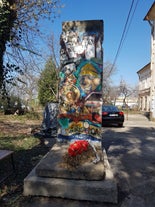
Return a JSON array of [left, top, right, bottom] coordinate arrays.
[[58, 20, 103, 141]]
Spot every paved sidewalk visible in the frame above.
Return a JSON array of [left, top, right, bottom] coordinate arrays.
[[124, 113, 155, 127], [24, 113, 155, 207], [103, 113, 155, 207]]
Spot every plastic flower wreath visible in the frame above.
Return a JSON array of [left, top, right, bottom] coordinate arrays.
[[68, 140, 89, 157]]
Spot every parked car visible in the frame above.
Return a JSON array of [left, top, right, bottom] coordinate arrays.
[[102, 105, 124, 127]]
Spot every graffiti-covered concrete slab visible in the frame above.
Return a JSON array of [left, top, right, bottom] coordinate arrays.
[[58, 20, 103, 142]]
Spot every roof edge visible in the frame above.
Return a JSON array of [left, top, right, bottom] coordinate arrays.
[[144, 2, 155, 21]]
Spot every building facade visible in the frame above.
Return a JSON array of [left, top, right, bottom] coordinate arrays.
[[137, 63, 151, 111], [137, 2, 155, 119], [144, 2, 155, 120]]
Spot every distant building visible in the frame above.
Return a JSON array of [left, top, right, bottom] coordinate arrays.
[[137, 63, 151, 111]]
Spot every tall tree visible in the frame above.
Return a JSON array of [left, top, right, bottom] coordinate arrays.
[[38, 58, 58, 106], [0, 0, 16, 89], [0, 0, 62, 90]]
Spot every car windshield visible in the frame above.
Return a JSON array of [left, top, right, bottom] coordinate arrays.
[[102, 105, 119, 112]]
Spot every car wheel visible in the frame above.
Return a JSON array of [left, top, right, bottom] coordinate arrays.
[[118, 123, 123, 127]]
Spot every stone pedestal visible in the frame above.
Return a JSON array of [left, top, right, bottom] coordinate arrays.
[[24, 143, 118, 204], [35, 143, 105, 180]]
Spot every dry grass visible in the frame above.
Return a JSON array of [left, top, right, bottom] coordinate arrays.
[[0, 113, 51, 207]]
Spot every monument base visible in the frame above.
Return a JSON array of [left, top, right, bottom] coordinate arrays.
[[35, 143, 105, 180], [24, 143, 118, 204]]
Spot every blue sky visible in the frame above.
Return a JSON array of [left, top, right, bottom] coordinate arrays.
[[42, 0, 154, 86]]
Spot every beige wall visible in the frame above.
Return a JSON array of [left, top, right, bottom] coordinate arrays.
[[137, 64, 151, 112], [150, 19, 155, 119]]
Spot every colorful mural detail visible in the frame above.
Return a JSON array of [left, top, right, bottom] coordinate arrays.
[[58, 20, 103, 141]]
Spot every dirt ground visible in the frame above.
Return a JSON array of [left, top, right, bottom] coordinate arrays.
[[0, 114, 41, 135], [0, 114, 51, 207]]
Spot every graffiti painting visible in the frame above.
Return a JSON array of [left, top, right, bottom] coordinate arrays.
[[58, 20, 103, 141]]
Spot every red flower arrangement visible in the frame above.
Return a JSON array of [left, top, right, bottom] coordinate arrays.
[[68, 140, 89, 157]]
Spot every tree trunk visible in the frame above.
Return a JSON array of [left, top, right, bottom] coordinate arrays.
[[0, 0, 16, 89]]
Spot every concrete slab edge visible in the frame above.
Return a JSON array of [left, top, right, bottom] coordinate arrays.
[[23, 148, 118, 204]]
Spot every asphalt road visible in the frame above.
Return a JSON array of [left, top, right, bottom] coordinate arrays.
[[25, 113, 155, 207], [102, 113, 155, 207]]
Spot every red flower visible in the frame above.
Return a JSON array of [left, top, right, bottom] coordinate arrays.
[[68, 140, 89, 156]]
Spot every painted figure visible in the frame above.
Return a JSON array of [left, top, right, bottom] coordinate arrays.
[[58, 20, 103, 142]]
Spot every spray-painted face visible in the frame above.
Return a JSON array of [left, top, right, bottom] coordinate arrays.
[[79, 63, 101, 94]]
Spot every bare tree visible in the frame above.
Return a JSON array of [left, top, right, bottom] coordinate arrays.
[[102, 61, 117, 103], [9, 55, 42, 107], [119, 79, 138, 108], [48, 33, 60, 70], [0, 0, 63, 89], [108, 85, 120, 105]]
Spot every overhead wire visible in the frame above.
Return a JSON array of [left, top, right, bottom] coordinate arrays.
[[120, 0, 140, 52], [109, 0, 139, 75]]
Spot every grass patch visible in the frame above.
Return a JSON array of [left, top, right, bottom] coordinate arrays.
[[0, 111, 42, 122], [0, 135, 40, 151], [0, 113, 52, 207], [25, 111, 41, 120]]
